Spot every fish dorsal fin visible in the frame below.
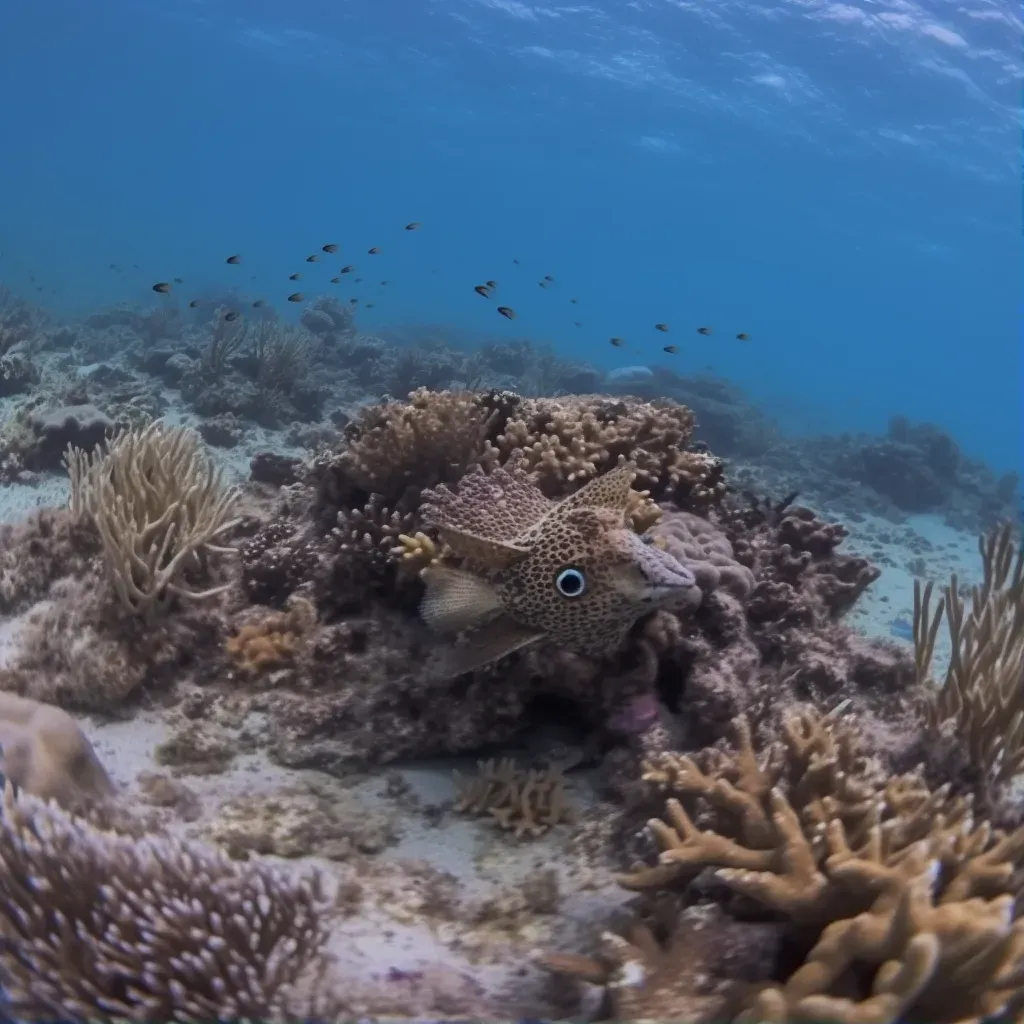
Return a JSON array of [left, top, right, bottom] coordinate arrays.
[[420, 565, 505, 634], [559, 463, 637, 515], [434, 615, 545, 678], [436, 526, 531, 570]]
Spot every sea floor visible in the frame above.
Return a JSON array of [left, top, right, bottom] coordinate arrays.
[[0, 449, 988, 1015]]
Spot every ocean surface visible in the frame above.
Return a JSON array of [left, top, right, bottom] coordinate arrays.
[[0, 0, 1020, 468]]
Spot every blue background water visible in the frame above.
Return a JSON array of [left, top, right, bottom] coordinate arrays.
[[0, 0, 1019, 470]]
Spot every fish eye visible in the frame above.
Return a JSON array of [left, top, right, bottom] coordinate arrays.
[[554, 567, 587, 598]]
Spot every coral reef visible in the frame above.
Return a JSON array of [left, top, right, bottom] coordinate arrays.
[[0, 788, 329, 1024], [0, 692, 113, 809], [66, 421, 241, 617], [914, 521, 1024, 817], [454, 757, 573, 837], [543, 708, 1024, 1023]]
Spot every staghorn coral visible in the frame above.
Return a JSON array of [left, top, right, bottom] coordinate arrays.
[[544, 710, 1024, 1023], [454, 757, 572, 838], [915, 521, 1024, 812], [0, 787, 330, 1024], [65, 421, 241, 617]]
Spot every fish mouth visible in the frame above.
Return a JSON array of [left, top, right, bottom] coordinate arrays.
[[638, 559, 699, 605]]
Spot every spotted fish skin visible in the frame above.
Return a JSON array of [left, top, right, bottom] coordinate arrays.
[[419, 460, 698, 674]]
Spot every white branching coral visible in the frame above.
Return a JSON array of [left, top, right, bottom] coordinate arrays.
[[65, 421, 240, 617], [0, 787, 329, 1023]]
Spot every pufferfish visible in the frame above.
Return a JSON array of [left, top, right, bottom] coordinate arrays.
[[418, 461, 699, 677]]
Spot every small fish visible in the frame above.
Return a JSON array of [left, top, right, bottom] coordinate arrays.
[[663, 345, 679, 354], [404, 222, 421, 231], [226, 255, 241, 264], [697, 326, 713, 336], [108, 263, 121, 272], [368, 246, 381, 255], [543, 275, 554, 282], [174, 277, 184, 284], [287, 293, 304, 302], [538, 280, 549, 289], [474, 284, 492, 298], [322, 243, 339, 253], [341, 265, 355, 274], [736, 332, 750, 341], [380, 280, 388, 286], [354, 277, 363, 283], [512, 258, 520, 264], [306, 254, 320, 263], [289, 273, 301, 281], [189, 299, 200, 308], [349, 298, 359, 304], [570, 298, 578, 304], [366, 302, 375, 309], [486, 280, 497, 289], [497, 306, 516, 319], [330, 276, 341, 284], [418, 462, 698, 677], [609, 337, 625, 347], [152, 282, 171, 294], [655, 323, 669, 333], [573, 321, 582, 327], [224, 311, 241, 321], [253, 300, 265, 308]]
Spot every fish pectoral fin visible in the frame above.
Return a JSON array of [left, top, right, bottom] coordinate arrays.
[[437, 615, 545, 678], [419, 566, 505, 634]]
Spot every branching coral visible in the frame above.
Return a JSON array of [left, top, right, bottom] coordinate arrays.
[[914, 522, 1024, 808], [601, 709, 1024, 1022], [65, 421, 241, 617], [454, 757, 572, 838], [329, 387, 500, 502], [0, 788, 329, 1023], [484, 394, 725, 507]]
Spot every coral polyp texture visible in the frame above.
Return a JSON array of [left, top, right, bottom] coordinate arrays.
[[0, 788, 329, 1024], [0, 370, 1020, 1023]]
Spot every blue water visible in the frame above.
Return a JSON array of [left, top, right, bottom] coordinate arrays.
[[0, 0, 1020, 470]]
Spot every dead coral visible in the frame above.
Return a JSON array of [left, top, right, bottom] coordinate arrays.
[[65, 421, 241, 617], [0, 788, 329, 1024], [0, 575, 221, 714], [0, 692, 114, 810], [454, 757, 573, 838], [205, 781, 397, 861], [915, 521, 1024, 811], [0, 507, 98, 615]]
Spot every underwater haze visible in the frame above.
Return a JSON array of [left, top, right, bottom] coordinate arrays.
[[0, 0, 1020, 469]]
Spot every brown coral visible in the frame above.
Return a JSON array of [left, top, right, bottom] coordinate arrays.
[[613, 710, 1024, 1021], [0, 692, 114, 810], [226, 597, 316, 677], [915, 521, 1024, 810], [65, 421, 241, 618], [454, 757, 572, 838], [0, 788, 329, 1023]]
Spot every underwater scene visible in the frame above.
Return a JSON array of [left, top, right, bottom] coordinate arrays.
[[0, 0, 1021, 1021]]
